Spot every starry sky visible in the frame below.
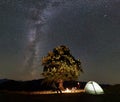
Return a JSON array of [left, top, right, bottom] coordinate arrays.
[[0, 0, 120, 84]]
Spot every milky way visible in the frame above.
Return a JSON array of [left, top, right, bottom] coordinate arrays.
[[22, 0, 67, 80]]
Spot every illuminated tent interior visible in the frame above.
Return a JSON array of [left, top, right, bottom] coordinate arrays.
[[84, 81, 104, 95]]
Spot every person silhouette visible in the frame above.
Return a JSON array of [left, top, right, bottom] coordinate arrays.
[[52, 81, 62, 94], [56, 82, 62, 94], [77, 82, 80, 89]]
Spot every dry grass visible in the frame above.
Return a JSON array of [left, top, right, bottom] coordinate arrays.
[[0, 90, 120, 102]]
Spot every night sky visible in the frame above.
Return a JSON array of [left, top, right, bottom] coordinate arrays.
[[0, 0, 120, 84]]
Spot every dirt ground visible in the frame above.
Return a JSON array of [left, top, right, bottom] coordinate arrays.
[[0, 90, 120, 102]]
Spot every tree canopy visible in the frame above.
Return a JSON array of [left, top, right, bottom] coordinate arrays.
[[41, 45, 83, 82]]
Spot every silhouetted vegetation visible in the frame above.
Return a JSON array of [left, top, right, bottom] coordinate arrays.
[[41, 45, 83, 90], [0, 79, 86, 91]]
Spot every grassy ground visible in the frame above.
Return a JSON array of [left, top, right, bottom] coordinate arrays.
[[0, 91, 120, 102]]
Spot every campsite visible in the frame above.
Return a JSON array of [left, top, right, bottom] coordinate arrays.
[[0, 79, 120, 102]]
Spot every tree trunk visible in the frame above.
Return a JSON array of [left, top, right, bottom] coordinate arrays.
[[58, 79, 65, 90]]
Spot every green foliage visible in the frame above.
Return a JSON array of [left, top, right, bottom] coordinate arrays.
[[41, 45, 83, 82]]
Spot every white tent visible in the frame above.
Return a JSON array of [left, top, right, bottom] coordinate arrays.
[[84, 81, 104, 95]]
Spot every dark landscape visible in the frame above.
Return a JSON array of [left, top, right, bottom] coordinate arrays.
[[0, 79, 120, 102]]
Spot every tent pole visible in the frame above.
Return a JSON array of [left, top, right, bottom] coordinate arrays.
[[91, 81, 97, 95]]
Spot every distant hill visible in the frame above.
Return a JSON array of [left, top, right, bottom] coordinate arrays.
[[0, 79, 87, 91], [103, 84, 120, 94], [0, 79, 48, 91], [1, 79, 118, 94], [0, 79, 8, 84]]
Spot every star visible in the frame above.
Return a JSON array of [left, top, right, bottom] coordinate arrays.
[[103, 14, 108, 18]]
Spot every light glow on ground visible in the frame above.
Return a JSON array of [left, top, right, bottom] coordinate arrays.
[[1, 89, 85, 95], [30, 89, 85, 94]]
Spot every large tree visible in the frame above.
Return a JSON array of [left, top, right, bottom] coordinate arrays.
[[41, 45, 83, 90]]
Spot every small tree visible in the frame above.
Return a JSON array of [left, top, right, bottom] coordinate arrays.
[[41, 45, 83, 90]]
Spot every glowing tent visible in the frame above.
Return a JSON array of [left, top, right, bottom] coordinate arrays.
[[84, 81, 104, 95]]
